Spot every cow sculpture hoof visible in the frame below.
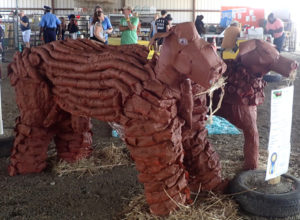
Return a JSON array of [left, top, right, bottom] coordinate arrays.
[[230, 170, 300, 218]]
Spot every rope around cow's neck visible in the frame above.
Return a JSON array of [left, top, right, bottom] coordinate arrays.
[[286, 69, 297, 86], [194, 77, 227, 124]]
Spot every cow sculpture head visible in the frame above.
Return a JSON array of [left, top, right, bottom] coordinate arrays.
[[150, 22, 227, 89], [237, 39, 298, 77]]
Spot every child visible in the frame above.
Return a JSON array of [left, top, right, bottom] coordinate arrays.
[[58, 17, 66, 40], [68, 14, 79, 39]]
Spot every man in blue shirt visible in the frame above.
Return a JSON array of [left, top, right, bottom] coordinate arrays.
[[39, 5, 61, 43], [89, 5, 113, 44]]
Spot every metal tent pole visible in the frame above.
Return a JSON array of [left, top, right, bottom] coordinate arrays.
[[14, 0, 19, 50]]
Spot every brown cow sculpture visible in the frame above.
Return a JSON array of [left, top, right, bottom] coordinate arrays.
[[213, 39, 298, 170], [7, 22, 227, 216]]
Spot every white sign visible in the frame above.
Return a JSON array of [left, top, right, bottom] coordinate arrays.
[[265, 86, 294, 180]]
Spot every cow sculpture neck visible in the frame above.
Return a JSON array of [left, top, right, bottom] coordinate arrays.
[[8, 22, 227, 216]]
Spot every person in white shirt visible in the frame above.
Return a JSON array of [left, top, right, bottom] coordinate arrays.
[[90, 11, 105, 43]]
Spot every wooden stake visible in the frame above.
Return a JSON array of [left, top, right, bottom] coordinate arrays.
[[268, 176, 281, 185]]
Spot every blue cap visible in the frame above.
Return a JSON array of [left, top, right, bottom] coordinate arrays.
[[68, 14, 75, 19]]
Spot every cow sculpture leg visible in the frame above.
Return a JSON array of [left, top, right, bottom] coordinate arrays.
[[8, 79, 54, 176], [124, 114, 190, 215], [216, 103, 259, 170], [182, 89, 223, 192], [54, 114, 93, 162], [8, 77, 93, 175]]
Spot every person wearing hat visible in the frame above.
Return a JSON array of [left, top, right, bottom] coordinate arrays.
[[18, 10, 31, 48], [89, 5, 113, 44], [119, 6, 139, 45], [39, 5, 61, 43], [221, 20, 241, 53]]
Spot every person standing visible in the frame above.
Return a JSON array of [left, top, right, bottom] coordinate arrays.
[[18, 10, 31, 48], [133, 12, 142, 37], [0, 15, 6, 63], [39, 5, 61, 44], [165, 14, 173, 29], [266, 13, 285, 52], [58, 17, 66, 40], [89, 5, 113, 44], [119, 6, 139, 45], [221, 20, 241, 52], [149, 13, 159, 39], [68, 14, 79, 39], [90, 11, 105, 43], [195, 15, 206, 37], [155, 10, 169, 47]]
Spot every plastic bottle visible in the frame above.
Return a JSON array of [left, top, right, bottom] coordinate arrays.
[[18, 43, 22, 52]]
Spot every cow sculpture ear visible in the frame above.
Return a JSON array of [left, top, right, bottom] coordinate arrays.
[[238, 39, 257, 55]]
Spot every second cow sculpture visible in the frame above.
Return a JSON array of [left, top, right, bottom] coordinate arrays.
[[8, 22, 227, 216], [214, 39, 298, 170]]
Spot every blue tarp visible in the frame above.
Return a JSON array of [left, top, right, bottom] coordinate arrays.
[[206, 115, 241, 135], [112, 115, 241, 138]]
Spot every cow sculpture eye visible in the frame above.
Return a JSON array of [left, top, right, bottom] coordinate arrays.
[[178, 38, 188, 45]]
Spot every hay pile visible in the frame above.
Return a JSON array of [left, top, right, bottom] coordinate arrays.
[[118, 192, 242, 220], [115, 147, 285, 220], [50, 139, 133, 176]]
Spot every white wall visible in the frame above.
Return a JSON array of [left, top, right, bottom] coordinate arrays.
[[196, 0, 220, 24], [0, 0, 120, 15], [1, 0, 222, 22], [125, 0, 194, 23], [125, 0, 222, 24], [0, 0, 73, 15]]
